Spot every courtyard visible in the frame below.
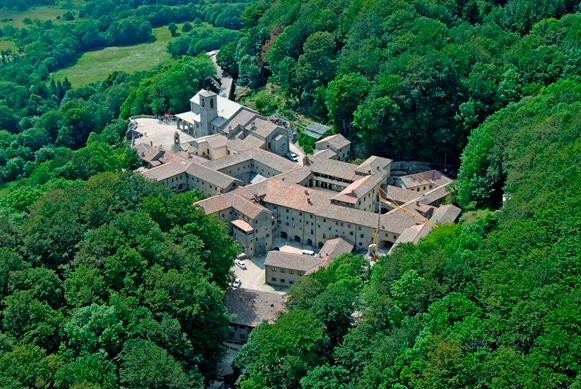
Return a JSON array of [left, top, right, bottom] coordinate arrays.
[[130, 117, 194, 149], [230, 238, 317, 293]]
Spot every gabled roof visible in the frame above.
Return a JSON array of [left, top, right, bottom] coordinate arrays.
[[232, 219, 254, 233], [398, 170, 452, 189], [202, 149, 297, 174], [315, 133, 351, 149], [264, 180, 333, 213], [224, 289, 285, 327], [356, 156, 392, 175], [384, 185, 421, 204], [304, 122, 330, 139], [312, 149, 337, 160], [247, 117, 281, 138], [196, 192, 271, 220], [332, 175, 382, 204], [309, 158, 360, 182], [391, 223, 433, 249], [265, 251, 322, 272], [142, 160, 189, 181], [318, 237, 353, 268], [430, 204, 461, 224], [185, 162, 240, 189]]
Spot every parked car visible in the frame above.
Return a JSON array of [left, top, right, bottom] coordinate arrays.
[[232, 278, 241, 288], [286, 152, 299, 162], [235, 259, 247, 269], [302, 249, 315, 256]]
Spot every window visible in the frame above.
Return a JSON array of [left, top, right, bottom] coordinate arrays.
[[210, 99, 214, 109], [280, 279, 286, 283], [289, 270, 295, 275], [280, 269, 286, 273], [272, 277, 277, 281]]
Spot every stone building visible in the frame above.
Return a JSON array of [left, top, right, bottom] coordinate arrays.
[[223, 289, 285, 344], [264, 251, 322, 287], [315, 134, 351, 161], [136, 89, 461, 259]]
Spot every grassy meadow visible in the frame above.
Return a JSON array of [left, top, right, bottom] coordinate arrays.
[[52, 24, 184, 86], [0, 6, 69, 28]]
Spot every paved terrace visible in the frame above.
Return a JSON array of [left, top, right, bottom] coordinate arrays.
[[130, 117, 194, 149]]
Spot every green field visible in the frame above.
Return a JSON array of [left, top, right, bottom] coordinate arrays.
[[0, 6, 69, 28], [52, 25, 182, 86], [0, 39, 16, 51]]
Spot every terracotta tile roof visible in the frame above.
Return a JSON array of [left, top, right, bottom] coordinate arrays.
[[399, 170, 452, 189], [196, 192, 271, 220], [384, 185, 421, 204], [309, 158, 360, 181], [332, 175, 382, 203], [193, 134, 228, 149], [227, 134, 265, 152], [379, 208, 426, 234], [264, 180, 334, 213], [141, 160, 189, 181], [231, 219, 254, 233], [317, 237, 353, 269], [356, 156, 392, 175], [185, 162, 240, 189], [312, 149, 336, 160], [315, 134, 351, 149], [224, 289, 286, 327], [196, 194, 231, 215], [247, 117, 280, 138], [135, 143, 163, 163], [417, 182, 454, 205], [203, 149, 297, 174], [265, 251, 322, 272], [430, 204, 461, 224], [391, 223, 433, 248], [222, 108, 259, 133]]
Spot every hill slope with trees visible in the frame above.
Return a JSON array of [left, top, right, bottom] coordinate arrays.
[[233, 79, 580, 388], [232, 0, 579, 163]]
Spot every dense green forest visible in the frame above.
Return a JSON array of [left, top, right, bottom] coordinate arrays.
[[233, 79, 580, 389], [0, 2, 245, 385], [0, 0, 248, 183], [230, 0, 579, 162]]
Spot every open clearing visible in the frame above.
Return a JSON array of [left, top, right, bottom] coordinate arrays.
[[52, 24, 184, 87], [0, 6, 68, 28], [0, 40, 16, 51]]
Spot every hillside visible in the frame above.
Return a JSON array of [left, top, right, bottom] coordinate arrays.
[[231, 0, 579, 163], [233, 79, 581, 388], [0, 0, 578, 387]]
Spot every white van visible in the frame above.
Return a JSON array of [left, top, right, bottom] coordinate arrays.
[[302, 249, 315, 256]]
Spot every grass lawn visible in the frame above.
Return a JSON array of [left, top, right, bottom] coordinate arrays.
[[0, 39, 16, 51], [52, 25, 183, 87], [460, 208, 495, 224], [0, 6, 68, 28]]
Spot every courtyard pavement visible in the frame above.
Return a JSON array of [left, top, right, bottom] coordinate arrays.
[[131, 117, 194, 149], [229, 238, 318, 293]]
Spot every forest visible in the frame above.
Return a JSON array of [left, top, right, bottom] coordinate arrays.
[[0, 0, 579, 387], [229, 0, 579, 163], [0, 0, 249, 183]]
